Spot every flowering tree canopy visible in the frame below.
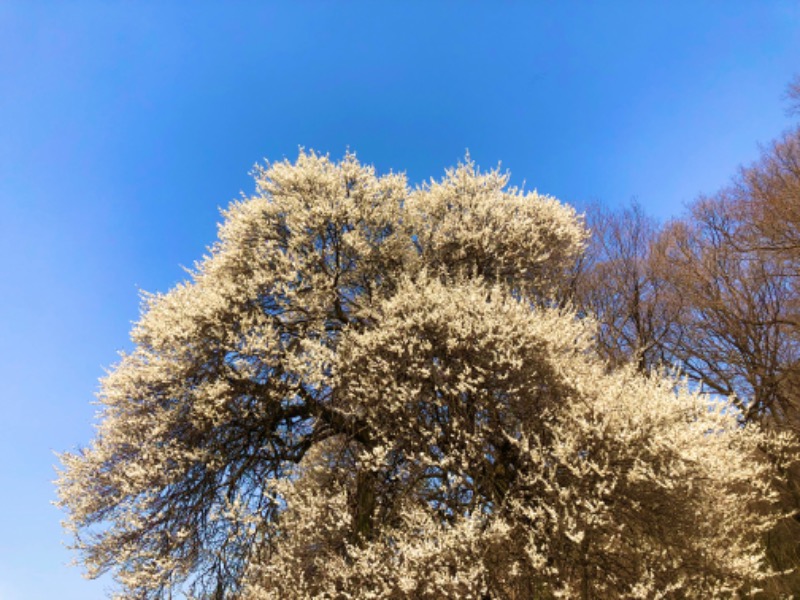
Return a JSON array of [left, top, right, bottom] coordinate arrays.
[[58, 152, 782, 599]]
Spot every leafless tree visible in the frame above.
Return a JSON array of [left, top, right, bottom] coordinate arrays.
[[572, 202, 679, 374]]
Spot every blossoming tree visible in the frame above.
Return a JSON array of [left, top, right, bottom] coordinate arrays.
[[58, 152, 782, 599]]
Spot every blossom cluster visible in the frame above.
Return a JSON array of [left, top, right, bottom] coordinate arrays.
[[57, 152, 782, 599]]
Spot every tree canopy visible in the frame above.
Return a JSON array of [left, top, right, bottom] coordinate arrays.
[[58, 152, 783, 599]]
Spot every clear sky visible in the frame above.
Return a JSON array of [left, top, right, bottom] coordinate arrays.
[[0, 2, 798, 598]]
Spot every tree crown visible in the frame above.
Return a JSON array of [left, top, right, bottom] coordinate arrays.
[[58, 152, 781, 599]]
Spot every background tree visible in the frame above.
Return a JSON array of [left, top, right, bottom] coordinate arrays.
[[652, 125, 800, 595], [737, 127, 800, 274], [652, 196, 797, 422], [573, 80, 800, 592], [58, 152, 781, 599], [786, 74, 800, 117], [572, 202, 677, 373]]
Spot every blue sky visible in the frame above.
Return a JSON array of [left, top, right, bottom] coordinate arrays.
[[0, 2, 798, 598]]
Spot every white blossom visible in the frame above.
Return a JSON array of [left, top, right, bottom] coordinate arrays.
[[57, 151, 784, 599]]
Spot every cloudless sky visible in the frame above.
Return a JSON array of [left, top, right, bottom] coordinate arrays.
[[1, 2, 798, 598]]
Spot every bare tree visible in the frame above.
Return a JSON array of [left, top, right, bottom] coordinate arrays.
[[651, 135, 800, 595], [653, 196, 798, 423], [565, 81, 800, 596], [785, 74, 800, 117], [573, 202, 678, 374], [736, 127, 800, 268]]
